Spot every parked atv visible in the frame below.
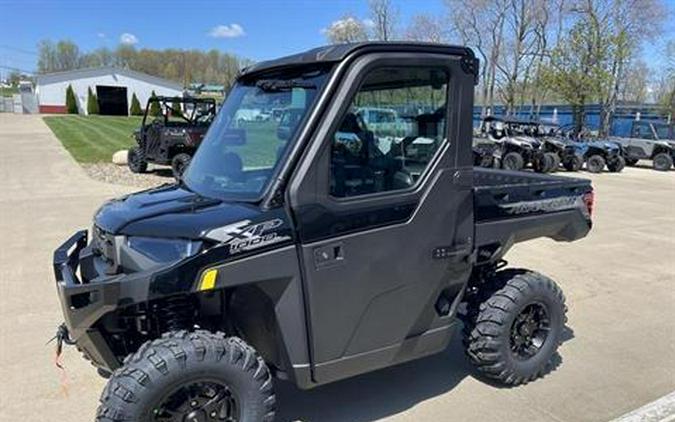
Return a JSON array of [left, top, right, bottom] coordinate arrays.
[[481, 116, 557, 173], [610, 120, 674, 171], [472, 136, 497, 168], [129, 96, 217, 179], [551, 125, 625, 173]]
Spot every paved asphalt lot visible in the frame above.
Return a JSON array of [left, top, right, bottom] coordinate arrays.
[[0, 114, 673, 421]]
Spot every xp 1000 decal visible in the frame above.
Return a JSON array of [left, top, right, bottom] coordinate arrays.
[[204, 219, 291, 253]]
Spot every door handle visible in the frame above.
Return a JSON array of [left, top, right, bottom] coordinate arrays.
[[313, 243, 345, 268]]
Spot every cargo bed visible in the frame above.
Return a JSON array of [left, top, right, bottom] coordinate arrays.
[[472, 168, 593, 264]]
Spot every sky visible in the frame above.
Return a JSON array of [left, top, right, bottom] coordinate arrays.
[[0, 0, 672, 76]]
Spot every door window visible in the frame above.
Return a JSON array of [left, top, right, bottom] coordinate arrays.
[[330, 67, 449, 198]]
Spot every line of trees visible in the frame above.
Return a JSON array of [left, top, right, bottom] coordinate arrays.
[[323, 0, 674, 135], [37, 40, 251, 91]]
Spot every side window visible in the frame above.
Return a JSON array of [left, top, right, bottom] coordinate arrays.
[[330, 67, 449, 198]]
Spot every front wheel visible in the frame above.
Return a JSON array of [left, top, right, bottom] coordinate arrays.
[[171, 153, 192, 179], [586, 154, 606, 173], [463, 269, 567, 386], [97, 331, 276, 422], [128, 146, 148, 174]]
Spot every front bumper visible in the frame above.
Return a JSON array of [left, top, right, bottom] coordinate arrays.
[[54, 231, 124, 369]]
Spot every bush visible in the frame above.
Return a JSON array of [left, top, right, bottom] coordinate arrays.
[[65, 84, 78, 114], [86, 87, 99, 115], [148, 90, 162, 117], [129, 93, 142, 116]]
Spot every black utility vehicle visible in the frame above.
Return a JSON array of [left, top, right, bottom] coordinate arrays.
[[481, 116, 557, 172], [53, 43, 594, 422], [129, 96, 217, 178]]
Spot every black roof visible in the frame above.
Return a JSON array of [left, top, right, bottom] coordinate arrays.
[[149, 96, 216, 104], [240, 42, 478, 81], [483, 115, 544, 126]]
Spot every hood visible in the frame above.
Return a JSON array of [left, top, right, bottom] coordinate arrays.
[[94, 184, 262, 239], [588, 139, 620, 151]]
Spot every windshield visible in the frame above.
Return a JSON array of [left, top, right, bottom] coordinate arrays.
[[183, 66, 332, 200]]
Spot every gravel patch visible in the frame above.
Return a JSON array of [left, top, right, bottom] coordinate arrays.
[[83, 163, 175, 189]]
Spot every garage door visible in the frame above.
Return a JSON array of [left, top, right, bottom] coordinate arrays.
[[96, 86, 128, 116]]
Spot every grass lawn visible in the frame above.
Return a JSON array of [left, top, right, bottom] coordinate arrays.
[[1, 86, 19, 97], [43, 115, 142, 163]]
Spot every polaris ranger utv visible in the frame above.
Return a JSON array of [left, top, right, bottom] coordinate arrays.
[[53, 43, 594, 422], [129, 96, 217, 179]]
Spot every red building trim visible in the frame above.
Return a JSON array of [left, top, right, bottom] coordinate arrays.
[[39, 105, 67, 114]]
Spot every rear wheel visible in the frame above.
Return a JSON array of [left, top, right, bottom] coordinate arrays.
[[586, 154, 606, 173], [127, 146, 148, 174], [549, 153, 561, 172], [653, 153, 673, 171], [502, 152, 525, 171], [171, 153, 192, 179], [463, 269, 567, 386], [606, 156, 625, 173], [97, 331, 276, 422], [562, 153, 583, 172]]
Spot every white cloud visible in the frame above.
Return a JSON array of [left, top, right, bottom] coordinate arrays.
[[97, 32, 106, 39], [209, 24, 245, 38], [120, 33, 139, 45], [362, 18, 375, 29]]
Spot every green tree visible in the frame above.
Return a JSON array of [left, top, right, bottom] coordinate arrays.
[[129, 93, 143, 116], [148, 91, 162, 117], [541, 19, 611, 133], [171, 97, 183, 118], [65, 84, 78, 114], [86, 87, 99, 115]]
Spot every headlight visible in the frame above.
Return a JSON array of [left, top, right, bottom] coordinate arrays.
[[126, 237, 202, 263]]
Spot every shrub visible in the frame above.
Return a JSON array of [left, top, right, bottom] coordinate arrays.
[[86, 87, 99, 115], [129, 93, 142, 116], [148, 90, 162, 117], [65, 84, 78, 114]]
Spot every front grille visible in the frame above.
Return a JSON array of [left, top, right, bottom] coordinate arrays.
[[92, 226, 118, 273]]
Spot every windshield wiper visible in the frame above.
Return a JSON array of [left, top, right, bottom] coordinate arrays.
[[255, 79, 316, 92]]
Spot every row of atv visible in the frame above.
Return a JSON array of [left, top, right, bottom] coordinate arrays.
[[473, 116, 675, 173]]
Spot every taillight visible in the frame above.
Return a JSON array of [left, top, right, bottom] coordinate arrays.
[[583, 190, 594, 217]]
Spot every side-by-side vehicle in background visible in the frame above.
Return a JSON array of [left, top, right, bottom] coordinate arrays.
[[481, 116, 558, 173], [53, 43, 594, 422], [128, 96, 217, 179], [609, 120, 674, 171]]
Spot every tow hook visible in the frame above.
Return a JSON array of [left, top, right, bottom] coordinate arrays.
[[48, 323, 75, 368]]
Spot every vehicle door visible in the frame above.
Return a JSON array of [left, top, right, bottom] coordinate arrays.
[[287, 53, 475, 384]]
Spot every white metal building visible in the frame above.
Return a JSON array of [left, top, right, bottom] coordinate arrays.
[[35, 67, 183, 115]]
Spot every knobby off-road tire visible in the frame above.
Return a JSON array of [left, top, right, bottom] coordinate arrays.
[[127, 147, 148, 174], [563, 153, 584, 172], [97, 330, 276, 422], [171, 153, 192, 180], [586, 154, 606, 173], [463, 269, 567, 386], [548, 153, 561, 172], [606, 156, 625, 173], [502, 152, 525, 171], [653, 153, 673, 171]]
